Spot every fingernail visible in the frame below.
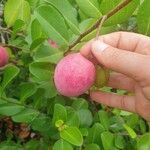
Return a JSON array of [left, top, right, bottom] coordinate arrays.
[[92, 40, 109, 53]]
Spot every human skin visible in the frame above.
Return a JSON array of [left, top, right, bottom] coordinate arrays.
[[80, 32, 150, 121]]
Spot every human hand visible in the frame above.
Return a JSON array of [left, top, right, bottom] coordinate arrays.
[[80, 32, 150, 121]]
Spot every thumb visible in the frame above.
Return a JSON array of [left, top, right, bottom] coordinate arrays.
[[91, 40, 150, 80]]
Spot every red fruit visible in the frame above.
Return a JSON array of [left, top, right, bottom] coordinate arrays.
[[54, 53, 96, 97], [48, 39, 59, 48], [0, 46, 9, 67]]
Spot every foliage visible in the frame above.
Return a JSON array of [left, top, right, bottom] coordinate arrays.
[[0, 0, 150, 150]]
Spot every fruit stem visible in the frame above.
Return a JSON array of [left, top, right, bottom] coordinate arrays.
[[95, 15, 107, 40]]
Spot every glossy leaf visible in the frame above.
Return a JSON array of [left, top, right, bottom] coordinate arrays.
[[12, 108, 39, 123], [78, 109, 93, 127], [31, 19, 45, 40], [98, 110, 110, 130], [137, 0, 150, 35], [137, 133, 150, 150], [29, 62, 51, 81], [46, 0, 80, 35], [115, 135, 125, 149], [38, 80, 57, 98], [75, 0, 102, 18], [101, 131, 115, 150], [35, 5, 69, 46], [84, 144, 100, 150], [87, 123, 105, 146], [1, 65, 20, 90], [20, 82, 37, 102], [72, 98, 88, 110], [0, 103, 24, 116], [53, 139, 73, 150], [31, 114, 53, 136], [100, 0, 139, 26], [60, 127, 83, 146], [66, 107, 80, 127], [52, 104, 67, 124], [4, 0, 31, 27], [123, 124, 137, 139]]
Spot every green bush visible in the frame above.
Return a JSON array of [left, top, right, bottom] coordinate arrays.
[[0, 0, 149, 150]]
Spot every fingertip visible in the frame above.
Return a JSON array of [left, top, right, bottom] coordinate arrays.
[[80, 40, 93, 58], [90, 91, 104, 102], [91, 40, 109, 54]]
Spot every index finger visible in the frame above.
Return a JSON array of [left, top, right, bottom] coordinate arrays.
[[80, 31, 150, 58]]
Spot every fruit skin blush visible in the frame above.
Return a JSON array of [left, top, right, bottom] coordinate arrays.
[[54, 53, 96, 97], [0, 47, 9, 67]]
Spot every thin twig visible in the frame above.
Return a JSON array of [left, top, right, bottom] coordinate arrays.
[[67, 0, 132, 52], [0, 27, 25, 38], [0, 42, 28, 51], [95, 15, 107, 40]]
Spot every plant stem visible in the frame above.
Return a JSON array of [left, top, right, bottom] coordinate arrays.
[[95, 15, 107, 40], [0, 42, 28, 51], [67, 0, 132, 52], [0, 27, 25, 37]]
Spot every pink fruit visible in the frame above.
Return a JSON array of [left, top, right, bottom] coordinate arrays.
[[54, 53, 96, 97], [48, 39, 59, 48], [0, 46, 9, 67]]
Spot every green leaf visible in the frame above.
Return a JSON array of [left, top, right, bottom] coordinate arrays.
[[4, 0, 31, 27], [137, 133, 150, 150], [38, 80, 57, 98], [139, 119, 146, 134], [30, 38, 46, 50], [34, 51, 63, 64], [72, 98, 88, 110], [84, 144, 100, 150], [0, 103, 24, 116], [25, 139, 49, 150], [35, 5, 69, 46], [31, 114, 53, 136], [0, 141, 23, 150], [46, 0, 80, 35], [27, 0, 39, 9], [126, 114, 139, 128], [115, 135, 125, 149], [87, 123, 105, 146], [52, 104, 67, 125], [66, 107, 80, 127], [13, 19, 25, 33], [98, 110, 110, 130], [100, 0, 139, 26], [12, 108, 39, 123], [75, 0, 102, 18], [24, 140, 40, 150], [29, 62, 51, 81], [53, 139, 73, 150], [31, 19, 46, 41], [123, 124, 137, 139], [137, 0, 150, 35], [80, 128, 88, 137], [33, 44, 63, 64], [20, 82, 37, 102], [34, 45, 55, 59], [78, 109, 93, 127], [101, 131, 115, 150], [1, 65, 20, 90], [60, 127, 83, 146]]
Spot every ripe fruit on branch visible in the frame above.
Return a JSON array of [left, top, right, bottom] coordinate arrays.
[[48, 39, 59, 48], [54, 53, 96, 97], [0, 46, 9, 67], [95, 66, 110, 88]]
